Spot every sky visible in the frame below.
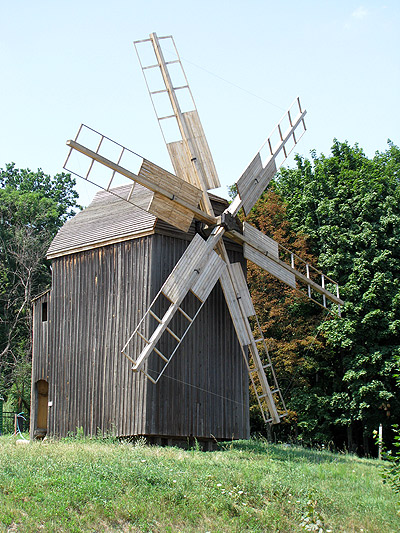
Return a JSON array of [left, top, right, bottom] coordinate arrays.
[[1, 0, 399, 206]]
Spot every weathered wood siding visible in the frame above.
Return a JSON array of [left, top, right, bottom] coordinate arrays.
[[47, 237, 152, 437], [42, 232, 249, 439], [144, 234, 249, 439], [30, 291, 50, 438], [32, 188, 250, 440]]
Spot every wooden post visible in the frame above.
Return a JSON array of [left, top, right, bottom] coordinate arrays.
[[378, 423, 383, 460]]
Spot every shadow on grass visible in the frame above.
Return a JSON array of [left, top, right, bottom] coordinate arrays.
[[217, 438, 374, 465]]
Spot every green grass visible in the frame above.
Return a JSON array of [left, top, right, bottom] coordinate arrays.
[[0, 435, 399, 532]]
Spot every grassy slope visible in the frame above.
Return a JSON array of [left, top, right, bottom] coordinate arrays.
[[0, 436, 399, 532]]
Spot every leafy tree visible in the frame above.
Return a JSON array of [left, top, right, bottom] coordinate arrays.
[[272, 140, 400, 453], [244, 188, 329, 440], [0, 163, 79, 410]]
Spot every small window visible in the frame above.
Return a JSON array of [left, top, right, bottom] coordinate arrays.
[[41, 301, 48, 322]]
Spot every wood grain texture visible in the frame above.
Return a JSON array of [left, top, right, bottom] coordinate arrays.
[[229, 263, 256, 318], [236, 154, 277, 216], [190, 251, 226, 302], [219, 268, 252, 347], [243, 222, 279, 259], [244, 244, 297, 288], [138, 158, 203, 206], [147, 192, 194, 233], [161, 234, 210, 303], [167, 111, 220, 191]]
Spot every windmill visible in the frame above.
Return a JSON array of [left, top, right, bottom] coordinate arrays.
[[63, 33, 343, 425]]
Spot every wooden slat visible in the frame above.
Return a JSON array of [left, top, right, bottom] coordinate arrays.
[[236, 154, 277, 216], [227, 226, 344, 307], [191, 251, 226, 302], [229, 263, 256, 318], [243, 222, 279, 259], [162, 234, 210, 303], [147, 192, 194, 233], [181, 110, 220, 190], [244, 244, 296, 288], [166, 112, 220, 192], [235, 103, 307, 216], [138, 158, 203, 207], [65, 139, 217, 227], [167, 140, 200, 189], [219, 269, 252, 347]]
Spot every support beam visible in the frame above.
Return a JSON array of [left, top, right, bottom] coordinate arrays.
[[66, 139, 217, 227]]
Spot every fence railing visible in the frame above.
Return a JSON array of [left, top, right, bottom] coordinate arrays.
[[0, 411, 29, 435]]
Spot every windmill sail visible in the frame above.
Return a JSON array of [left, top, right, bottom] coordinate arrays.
[[64, 125, 216, 232], [219, 264, 286, 424], [121, 230, 226, 383], [236, 97, 307, 216], [226, 222, 343, 314], [134, 34, 220, 199]]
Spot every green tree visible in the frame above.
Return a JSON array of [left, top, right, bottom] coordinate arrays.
[[244, 187, 329, 440], [273, 140, 400, 453], [0, 163, 79, 410]]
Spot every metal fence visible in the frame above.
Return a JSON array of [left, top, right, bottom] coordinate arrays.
[[0, 410, 29, 435]]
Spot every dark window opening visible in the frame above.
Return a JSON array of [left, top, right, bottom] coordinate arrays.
[[41, 301, 48, 322]]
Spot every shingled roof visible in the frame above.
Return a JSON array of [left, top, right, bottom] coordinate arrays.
[[47, 184, 157, 259], [47, 184, 230, 259]]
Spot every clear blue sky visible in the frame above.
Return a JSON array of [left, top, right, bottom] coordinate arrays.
[[1, 1, 399, 205]]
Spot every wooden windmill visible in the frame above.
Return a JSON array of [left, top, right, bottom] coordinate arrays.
[[64, 33, 343, 426]]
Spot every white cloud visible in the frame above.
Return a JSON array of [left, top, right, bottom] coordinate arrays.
[[352, 6, 368, 19]]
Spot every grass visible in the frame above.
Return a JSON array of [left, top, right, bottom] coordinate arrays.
[[0, 435, 399, 532]]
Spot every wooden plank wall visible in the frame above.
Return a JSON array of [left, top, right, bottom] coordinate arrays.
[[30, 291, 50, 438], [42, 219, 249, 439], [47, 237, 152, 437], [144, 234, 249, 440]]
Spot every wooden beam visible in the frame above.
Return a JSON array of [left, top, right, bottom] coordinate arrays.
[[66, 139, 217, 227], [226, 228, 344, 307], [148, 33, 216, 217]]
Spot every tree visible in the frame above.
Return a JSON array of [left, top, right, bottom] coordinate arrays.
[[0, 163, 79, 410], [244, 187, 329, 440], [272, 140, 400, 453]]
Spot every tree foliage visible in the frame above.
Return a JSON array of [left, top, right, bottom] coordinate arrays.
[[253, 140, 400, 452], [0, 163, 79, 409], [244, 189, 328, 436]]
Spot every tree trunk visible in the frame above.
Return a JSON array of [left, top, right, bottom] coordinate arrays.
[[363, 427, 370, 456], [347, 423, 354, 452]]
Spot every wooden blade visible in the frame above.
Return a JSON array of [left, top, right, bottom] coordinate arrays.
[[219, 263, 281, 424], [147, 192, 194, 233], [227, 221, 344, 311], [167, 110, 220, 191], [236, 97, 307, 216], [219, 268, 253, 347], [228, 263, 256, 318], [237, 155, 277, 217], [162, 234, 217, 303], [242, 220, 279, 259], [191, 251, 226, 302], [244, 243, 296, 288], [138, 158, 203, 207], [138, 157, 204, 231], [134, 33, 219, 219], [122, 232, 226, 378], [64, 129, 217, 231]]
